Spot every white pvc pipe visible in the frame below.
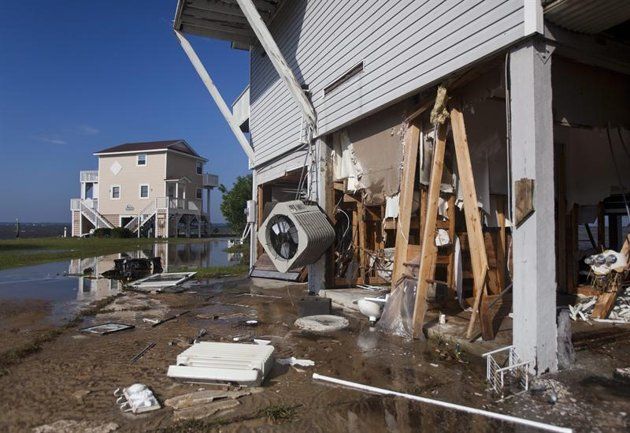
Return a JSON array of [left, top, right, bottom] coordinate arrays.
[[312, 373, 572, 433]]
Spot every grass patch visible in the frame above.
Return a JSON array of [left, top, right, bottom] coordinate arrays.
[[259, 404, 300, 422], [0, 237, 210, 270], [0, 294, 121, 376], [179, 264, 250, 280]]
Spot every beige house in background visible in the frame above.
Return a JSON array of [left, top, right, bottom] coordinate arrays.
[[71, 140, 218, 237]]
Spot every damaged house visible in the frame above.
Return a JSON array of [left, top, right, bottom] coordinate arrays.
[[172, 0, 630, 376]]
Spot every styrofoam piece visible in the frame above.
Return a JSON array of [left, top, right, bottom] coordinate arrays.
[[167, 342, 275, 386], [130, 272, 196, 291], [113, 383, 160, 414]]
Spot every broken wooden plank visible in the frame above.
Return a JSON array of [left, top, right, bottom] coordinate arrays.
[[466, 267, 488, 340], [392, 122, 421, 288], [411, 123, 447, 338], [450, 106, 491, 339], [591, 234, 630, 319]]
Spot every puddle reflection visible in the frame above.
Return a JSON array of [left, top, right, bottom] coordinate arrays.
[[0, 239, 237, 324]]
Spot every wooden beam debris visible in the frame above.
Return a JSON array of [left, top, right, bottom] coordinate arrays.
[[412, 122, 447, 338], [392, 122, 420, 288], [450, 105, 491, 340]]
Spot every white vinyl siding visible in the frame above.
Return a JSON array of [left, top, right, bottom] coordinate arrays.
[[250, 0, 525, 169]]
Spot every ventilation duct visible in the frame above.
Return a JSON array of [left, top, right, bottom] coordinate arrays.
[[258, 200, 335, 273]]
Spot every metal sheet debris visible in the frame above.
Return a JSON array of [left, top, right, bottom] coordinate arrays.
[[129, 272, 196, 292], [80, 323, 134, 335]]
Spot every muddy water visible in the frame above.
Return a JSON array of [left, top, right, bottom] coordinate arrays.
[[0, 239, 239, 325], [0, 276, 626, 432]]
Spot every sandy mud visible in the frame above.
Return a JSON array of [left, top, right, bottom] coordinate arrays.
[[0, 277, 628, 433]]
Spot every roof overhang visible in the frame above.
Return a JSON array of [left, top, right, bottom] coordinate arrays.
[[544, 0, 630, 34], [173, 0, 285, 49]]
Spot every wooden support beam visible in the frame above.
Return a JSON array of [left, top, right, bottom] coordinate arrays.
[[392, 123, 420, 288], [592, 234, 630, 319], [493, 194, 507, 291], [445, 194, 457, 298], [358, 199, 367, 283], [411, 123, 447, 338], [450, 106, 490, 339], [597, 202, 605, 249], [568, 204, 579, 294], [236, 0, 317, 127], [174, 30, 254, 161]]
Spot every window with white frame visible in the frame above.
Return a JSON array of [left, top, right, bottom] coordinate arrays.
[[196, 188, 203, 199], [139, 184, 149, 198], [111, 185, 120, 199], [137, 153, 147, 166], [196, 161, 203, 175]]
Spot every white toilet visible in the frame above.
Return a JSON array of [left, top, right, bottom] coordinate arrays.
[[357, 295, 389, 325]]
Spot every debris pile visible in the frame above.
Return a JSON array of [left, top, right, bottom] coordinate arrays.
[[569, 288, 630, 323], [165, 388, 262, 421]]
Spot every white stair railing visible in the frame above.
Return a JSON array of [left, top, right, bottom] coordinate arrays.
[[125, 200, 158, 232], [80, 200, 113, 229]]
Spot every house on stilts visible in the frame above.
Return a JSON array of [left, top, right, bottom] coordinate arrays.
[[71, 140, 219, 238], [172, 0, 630, 376]]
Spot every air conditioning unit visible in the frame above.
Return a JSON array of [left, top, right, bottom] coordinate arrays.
[[258, 200, 335, 273]]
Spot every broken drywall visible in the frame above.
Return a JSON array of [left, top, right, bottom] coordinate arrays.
[[338, 100, 412, 205]]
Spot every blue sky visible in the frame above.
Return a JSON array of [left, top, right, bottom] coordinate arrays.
[[0, 1, 250, 223]]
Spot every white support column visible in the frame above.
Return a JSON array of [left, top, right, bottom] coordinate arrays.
[[509, 39, 558, 374], [174, 30, 255, 162], [250, 169, 258, 271], [206, 188, 212, 230], [236, 0, 317, 128], [307, 138, 330, 294]]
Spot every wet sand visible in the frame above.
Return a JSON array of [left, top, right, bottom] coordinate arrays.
[[0, 278, 628, 433]]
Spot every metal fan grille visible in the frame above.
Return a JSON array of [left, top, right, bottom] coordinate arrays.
[[268, 215, 299, 259]]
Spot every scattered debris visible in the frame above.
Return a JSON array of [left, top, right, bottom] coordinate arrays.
[[613, 367, 630, 385], [167, 342, 275, 386], [129, 272, 196, 293], [151, 310, 190, 328], [72, 389, 91, 402], [102, 257, 162, 280], [294, 315, 349, 333], [130, 342, 156, 363], [276, 357, 315, 367], [114, 383, 160, 414], [80, 323, 134, 335], [142, 318, 160, 325], [165, 388, 261, 410], [482, 346, 530, 396], [244, 320, 259, 326], [33, 420, 119, 433], [172, 398, 240, 421]]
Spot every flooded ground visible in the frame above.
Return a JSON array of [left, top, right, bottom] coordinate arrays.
[[0, 275, 628, 433], [0, 239, 240, 325]]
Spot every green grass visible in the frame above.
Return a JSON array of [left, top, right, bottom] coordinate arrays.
[[0, 237, 208, 270], [181, 264, 250, 279]]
